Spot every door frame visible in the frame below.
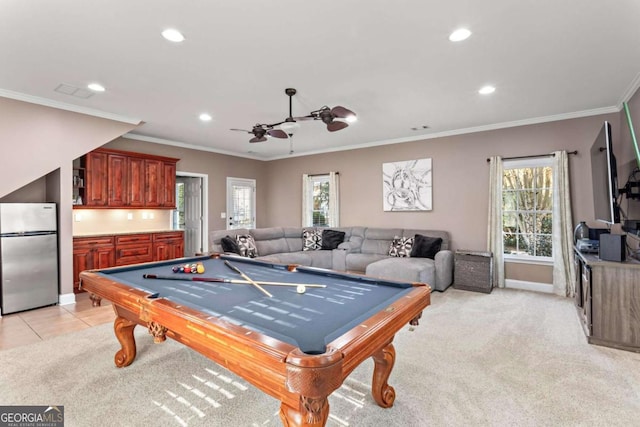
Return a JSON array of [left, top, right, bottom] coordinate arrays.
[[176, 171, 209, 254]]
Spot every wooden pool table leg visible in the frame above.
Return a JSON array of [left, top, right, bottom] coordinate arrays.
[[279, 397, 329, 427], [113, 316, 137, 368], [371, 341, 396, 408]]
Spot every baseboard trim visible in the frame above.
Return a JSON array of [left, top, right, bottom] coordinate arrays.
[[505, 279, 553, 294], [58, 293, 76, 306]]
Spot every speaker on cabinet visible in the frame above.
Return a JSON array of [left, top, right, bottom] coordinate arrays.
[[599, 233, 626, 262]]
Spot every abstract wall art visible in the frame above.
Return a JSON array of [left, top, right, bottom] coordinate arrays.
[[382, 158, 432, 211]]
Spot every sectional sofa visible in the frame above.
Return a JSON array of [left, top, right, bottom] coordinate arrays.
[[209, 226, 453, 291]]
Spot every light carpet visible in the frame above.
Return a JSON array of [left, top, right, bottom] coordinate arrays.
[[1, 288, 639, 427]]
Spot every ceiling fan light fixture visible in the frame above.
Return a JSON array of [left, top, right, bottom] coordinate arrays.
[[280, 120, 300, 133], [345, 114, 357, 123]]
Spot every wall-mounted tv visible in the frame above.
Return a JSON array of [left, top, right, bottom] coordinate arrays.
[[590, 121, 620, 224]]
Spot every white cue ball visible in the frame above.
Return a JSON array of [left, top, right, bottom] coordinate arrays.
[[296, 285, 306, 294]]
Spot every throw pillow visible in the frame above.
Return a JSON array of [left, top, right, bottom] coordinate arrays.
[[388, 236, 414, 257], [302, 228, 322, 251], [235, 234, 258, 258], [321, 229, 346, 250], [410, 234, 443, 259], [221, 235, 241, 255]]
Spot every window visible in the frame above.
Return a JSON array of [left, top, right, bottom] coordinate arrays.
[[502, 158, 553, 258], [302, 172, 339, 227], [309, 175, 330, 226]]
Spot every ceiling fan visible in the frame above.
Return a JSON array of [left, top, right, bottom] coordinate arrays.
[[230, 88, 356, 143], [229, 124, 287, 143]]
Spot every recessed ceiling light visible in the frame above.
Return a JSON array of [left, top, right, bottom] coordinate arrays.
[[162, 28, 185, 43], [479, 85, 496, 95], [449, 28, 471, 42], [199, 113, 212, 122], [87, 83, 105, 92]]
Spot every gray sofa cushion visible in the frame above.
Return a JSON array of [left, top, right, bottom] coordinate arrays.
[[251, 227, 290, 256], [257, 250, 333, 269], [366, 257, 436, 288], [345, 253, 389, 272]]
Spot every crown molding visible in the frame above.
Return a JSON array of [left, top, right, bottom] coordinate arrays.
[[123, 133, 265, 161], [617, 72, 640, 107], [0, 88, 142, 125]]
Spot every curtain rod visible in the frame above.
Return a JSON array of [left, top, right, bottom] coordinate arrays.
[[486, 150, 577, 163], [307, 172, 339, 177]]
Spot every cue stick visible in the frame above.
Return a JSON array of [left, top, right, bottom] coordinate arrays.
[[223, 260, 273, 298], [141, 274, 326, 288]]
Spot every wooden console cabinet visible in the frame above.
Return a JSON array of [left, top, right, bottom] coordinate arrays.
[[74, 148, 179, 209], [574, 249, 640, 352], [74, 231, 184, 292]]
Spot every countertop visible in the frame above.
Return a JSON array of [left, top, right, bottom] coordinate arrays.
[[73, 229, 183, 238]]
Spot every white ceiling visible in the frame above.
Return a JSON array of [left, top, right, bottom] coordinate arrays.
[[2, 1, 640, 160]]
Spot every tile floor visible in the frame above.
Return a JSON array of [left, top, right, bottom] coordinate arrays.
[[0, 292, 114, 350]]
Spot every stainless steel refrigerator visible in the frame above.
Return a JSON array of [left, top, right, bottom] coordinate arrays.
[[0, 203, 59, 314]]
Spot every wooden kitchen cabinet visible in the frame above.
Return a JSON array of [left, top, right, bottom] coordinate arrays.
[[127, 156, 145, 207], [73, 148, 178, 209], [153, 231, 185, 261], [144, 159, 164, 208], [74, 231, 184, 292], [107, 153, 128, 207], [115, 233, 153, 266], [84, 151, 109, 206], [73, 236, 115, 293]]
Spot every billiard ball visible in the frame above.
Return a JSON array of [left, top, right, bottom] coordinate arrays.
[[184, 266, 191, 273], [191, 264, 198, 273], [196, 264, 205, 274], [179, 266, 185, 273], [296, 285, 306, 294], [172, 266, 180, 273]]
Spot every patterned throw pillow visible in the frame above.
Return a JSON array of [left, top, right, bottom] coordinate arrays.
[[388, 236, 414, 257], [302, 228, 322, 251], [235, 234, 258, 258]]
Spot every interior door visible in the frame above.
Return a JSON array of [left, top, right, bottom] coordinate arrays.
[[226, 177, 256, 230], [183, 177, 203, 255], [175, 176, 203, 256]]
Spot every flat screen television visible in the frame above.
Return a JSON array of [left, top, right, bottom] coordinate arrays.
[[590, 121, 620, 224]]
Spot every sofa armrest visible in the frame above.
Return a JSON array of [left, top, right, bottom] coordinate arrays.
[[338, 241, 360, 252], [332, 249, 347, 271], [434, 249, 454, 289]]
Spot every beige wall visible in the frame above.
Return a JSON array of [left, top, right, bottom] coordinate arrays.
[[0, 96, 139, 299], [265, 114, 620, 243]]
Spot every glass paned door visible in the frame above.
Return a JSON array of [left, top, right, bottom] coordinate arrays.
[[226, 177, 256, 229]]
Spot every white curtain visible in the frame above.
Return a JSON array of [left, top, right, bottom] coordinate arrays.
[[328, 171, 340, 227], [552, 150, 576, 297], [301, 173, 311, 226], [487, 156, 505, 288]]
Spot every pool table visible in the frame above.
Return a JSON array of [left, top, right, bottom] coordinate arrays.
[[79, 253, 431, 426]]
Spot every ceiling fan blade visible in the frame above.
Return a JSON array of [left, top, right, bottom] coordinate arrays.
[[331, 106, 355, 119], [327, 121, 349, 132], [267, 129, 288, 139], [249, 136, 268, 143], [230, 128, 250, 133]]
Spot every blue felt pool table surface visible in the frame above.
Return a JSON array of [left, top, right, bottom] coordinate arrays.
[[94, 254, 417, 354]]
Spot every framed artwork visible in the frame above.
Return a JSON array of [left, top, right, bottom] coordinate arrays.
[[382, 158, 432, 211]]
